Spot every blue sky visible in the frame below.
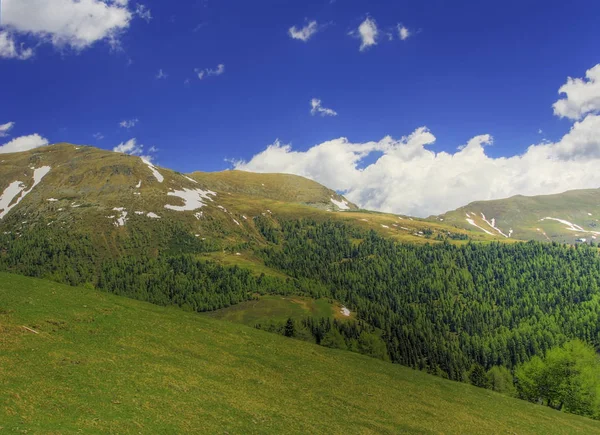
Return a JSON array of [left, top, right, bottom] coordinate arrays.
[[2, 0, 600, 215]]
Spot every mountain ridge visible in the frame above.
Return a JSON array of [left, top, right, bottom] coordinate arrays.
[[435, 187, 600, 243]]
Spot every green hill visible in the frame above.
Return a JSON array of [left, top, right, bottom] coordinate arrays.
[[1, 272, 599, 434], [435, 189, 600, 243], [188, 169, 358, 210], [0, 143, 493, 265]]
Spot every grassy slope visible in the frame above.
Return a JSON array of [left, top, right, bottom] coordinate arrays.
[[437, 189, 600, 243], [1, 273, 599, 434], [0, 144, 498, 264], [206, 295, 348, 326], [188, 169, 358, 210]]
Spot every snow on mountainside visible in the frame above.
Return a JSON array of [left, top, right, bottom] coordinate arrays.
[[0, 166, 51, 219], [436, 188, 600, 243], [0, 143, 491, 258]]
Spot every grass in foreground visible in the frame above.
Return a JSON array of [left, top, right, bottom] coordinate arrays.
[[1, 272, 599, 434]]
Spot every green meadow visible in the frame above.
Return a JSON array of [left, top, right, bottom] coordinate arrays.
[[1, 272, 599, 434]]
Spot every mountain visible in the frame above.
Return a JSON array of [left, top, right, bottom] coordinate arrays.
[[435, 188, 600, 243], [6, 143, 600, 424], [0, 143, 490, 260], [2, 271, 598, 434]]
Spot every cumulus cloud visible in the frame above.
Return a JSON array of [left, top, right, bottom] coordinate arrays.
[[113, 138, 155, 162], [354, 17, 378, 51], [119, 118, 139, 129], [0, 122, 15, 137], [288, 21, 318, 42], [234, 112, 600, 217], [195, 64, 225, 80], [310, 99, 338, 117], [553, 64, 600, 120], [0, 0, 146, 58], [0, 134, 49, 154], [398, 24, 411, 41]]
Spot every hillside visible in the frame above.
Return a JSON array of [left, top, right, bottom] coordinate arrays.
[[1, 272, 599, 434], [188, 169, 358, 210], [435, 188, 600, 243], [8, 144, 600, 423], [0, 143, 494, 262]]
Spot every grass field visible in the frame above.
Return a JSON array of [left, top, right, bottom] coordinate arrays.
[[206, 294, 349, 326], [1, 272, 599, 434]]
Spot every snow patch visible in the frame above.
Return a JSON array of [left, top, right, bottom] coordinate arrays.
[[141, 158, 164, 183], [184, 175, 198, 184], [381, 224, 390, 229], [232, 218, 240, 226], [0, 166, 51, 219], [541, 217, 585, 232], [0, 182, 26, 219], [47, 198, 58, 202], [165, 188, 216, 212], [340, 307, 351, 317], [480, 213, 508, 238], [135, 180, 142, 189], [135, 211, 145, 215], [146, 212, 161, 219], [466, 218, 495, 236], [112, 208, 128, 227], [194, 212, 203, 220], [331, 197, 350, 210]]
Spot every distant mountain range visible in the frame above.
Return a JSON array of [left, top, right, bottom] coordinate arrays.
[[435, 189, 600, 243], [3, 142, 600, 249]]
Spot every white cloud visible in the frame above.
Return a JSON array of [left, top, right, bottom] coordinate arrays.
[[234, 111, 600, 217], [310, 99, 338, 117], [93, 132, 104, 140], [553, 64, 600, 120], [0, 134, 49, 154], [289, 21, 318, 42], [398, 24, 411, 41], [235, 63, 600, 217], [134, 3, 152, 23], [113, 138, 155, 162], [355, 17, 378, 51], [156, 69, 168, 79], [195, 64, 225, 80], [0, 0, 140, 59], [0, 31, 34, 59], [119, 118, 139, 129], [0, 122, 15, 138]]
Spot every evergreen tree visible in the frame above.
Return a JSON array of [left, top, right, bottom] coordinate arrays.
[[284, 318, 296, 337]]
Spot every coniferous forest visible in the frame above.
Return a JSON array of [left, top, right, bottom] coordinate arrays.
[[2, 219, 600, 418]]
